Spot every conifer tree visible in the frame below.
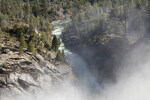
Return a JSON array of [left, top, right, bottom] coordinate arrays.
[[52, 35, 59, 52], [19, 32, 26, 54], [28, 41, 34, 52], [56, 50, 64, 61], [19, 32, 26, 48], [19, 43, 23, 54]]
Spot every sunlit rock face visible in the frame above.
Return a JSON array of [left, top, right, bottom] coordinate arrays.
[[0, 19, 75, 100], [2, 17, 150, 100], [0, 47, 73, 98], [2, 39, 150, 100]]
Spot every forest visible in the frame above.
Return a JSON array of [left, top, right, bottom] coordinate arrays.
[[63, 0, 150, 83], [1, 0, 150, 100], [64, 0, 150, 46], [0, 0, 89, 61], [0, 0, 150, 82]]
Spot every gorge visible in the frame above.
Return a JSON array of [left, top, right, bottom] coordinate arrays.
[[1, 0, 150, 100]]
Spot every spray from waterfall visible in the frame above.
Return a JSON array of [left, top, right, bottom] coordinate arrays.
[[2, 37, 150, 100], [1, 4, 150, 99]]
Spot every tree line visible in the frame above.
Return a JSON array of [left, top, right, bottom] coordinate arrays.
[[0, 0, 84, 62], [64, 0, 150, 45]]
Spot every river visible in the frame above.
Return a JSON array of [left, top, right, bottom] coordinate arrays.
[[52, 19, 101, 95], [51, 18, 150, 100]]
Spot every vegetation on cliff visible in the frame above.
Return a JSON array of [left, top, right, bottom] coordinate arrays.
[[63, 0, 150, 84], [64, 0, 150, 46], [0, 0, 89, 62]]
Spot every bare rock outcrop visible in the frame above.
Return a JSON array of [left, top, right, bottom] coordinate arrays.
[[0, 45, 74, 97]]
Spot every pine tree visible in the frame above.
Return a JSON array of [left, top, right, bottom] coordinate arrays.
[[41, 0, 48, 18], [19, 32, 26, 47], [28, 41, 34, 52], [19, 43, 23, 54], [19, 32, 26, 54], [52, 35, 59, 52], [56, 50, 64, 61], [24, 0, 30, 23]]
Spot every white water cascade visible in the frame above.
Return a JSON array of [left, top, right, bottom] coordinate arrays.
[[2, 19, 150, 100], [52, 19, 101, 93], [52, 19, 150, 100]]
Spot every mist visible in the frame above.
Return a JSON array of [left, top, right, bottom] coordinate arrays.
[[1, 40, 150, 100], [1, 1, 150, 100]]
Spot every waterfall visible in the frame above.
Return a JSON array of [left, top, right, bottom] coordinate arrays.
[[52, 19, 101, 93], [2, 19, 150, 100]]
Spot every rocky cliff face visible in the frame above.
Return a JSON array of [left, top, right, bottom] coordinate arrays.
[[63, 32, 131, 85], [0, 44, 74, 98]]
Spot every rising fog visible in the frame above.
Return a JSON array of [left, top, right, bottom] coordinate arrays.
[[1, 40, 150, 100], [1, 1, 150, 100]]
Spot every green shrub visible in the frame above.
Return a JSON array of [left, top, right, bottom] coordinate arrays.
[[19, 32, 26, 54], [44, 42, 51, 50], [19, 43, 23, 54], [19, 32, 26, 48], [56, 50, 64, 61], [28, 41, 34, 52], [29, 55, 33, 60], [2, 62, 8, 68], [13, 24, 28, 37]]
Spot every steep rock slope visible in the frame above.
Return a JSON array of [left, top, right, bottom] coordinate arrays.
[[0, 41, 74, 97]]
